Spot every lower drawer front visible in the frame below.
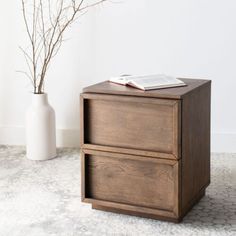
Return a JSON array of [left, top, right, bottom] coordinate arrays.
[[82, 149, 179, 213]]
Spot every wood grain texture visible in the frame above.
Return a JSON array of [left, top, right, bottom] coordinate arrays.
[[92, 187, 205, 223], [82, 94, 181, 158], [92, 204, 181, 223], [181, 82, 211, 215], [81, 144, 175, 159], [83, 78, 210, 99], [87, 199, 176, 219], [80, 95, 85, 147], [80, 78, 211, 222], [81, 149, 85, 201], [81, 149, 179, 215]]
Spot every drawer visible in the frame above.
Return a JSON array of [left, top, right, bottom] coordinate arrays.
[[81, 94, 181, 159], [81, 149, 180, 218]]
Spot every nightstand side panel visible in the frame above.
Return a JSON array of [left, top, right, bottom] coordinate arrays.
[[181, 82, 211, 215]]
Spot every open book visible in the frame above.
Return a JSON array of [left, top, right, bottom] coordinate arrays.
[[109, 74, 186, 91]]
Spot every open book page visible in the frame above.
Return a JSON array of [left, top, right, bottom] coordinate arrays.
[[109, 76, 130, 85], [109, 74, 186, 90], [127, 75, 185, 90]]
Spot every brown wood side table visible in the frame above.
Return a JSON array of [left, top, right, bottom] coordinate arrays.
[[80, 78, 211, 222]]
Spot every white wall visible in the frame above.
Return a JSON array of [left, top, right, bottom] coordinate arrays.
[[1, 0, 236, 152], [0, 1, 96, 147], [93, 0, 236, 152]]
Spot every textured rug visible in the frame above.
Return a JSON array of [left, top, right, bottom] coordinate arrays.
[[0, 146, 235, 236]]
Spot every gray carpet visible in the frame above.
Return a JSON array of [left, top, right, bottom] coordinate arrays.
[[0, 145, 235, 236]]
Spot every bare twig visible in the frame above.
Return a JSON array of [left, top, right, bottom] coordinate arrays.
[[21, 0, 109, 94], [16, 70, 34, 86], [19, 46, 34, 80]]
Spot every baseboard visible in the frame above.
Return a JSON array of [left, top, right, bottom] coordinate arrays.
[[0, 126, 236, 151], [0, 126, 80, 148]]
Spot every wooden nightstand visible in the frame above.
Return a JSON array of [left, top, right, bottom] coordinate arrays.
[[80, 78, 211, 222]]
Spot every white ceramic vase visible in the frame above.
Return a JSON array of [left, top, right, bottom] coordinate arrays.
[[26, 93, 56, 160]]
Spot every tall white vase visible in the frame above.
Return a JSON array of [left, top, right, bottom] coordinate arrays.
[[26, 93, 56, 160]]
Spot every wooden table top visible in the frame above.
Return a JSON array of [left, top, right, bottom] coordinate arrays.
[[83, 78, 211, 99]]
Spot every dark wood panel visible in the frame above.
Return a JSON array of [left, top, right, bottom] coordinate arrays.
[[81, 144, 176, 159], [82, 94, 180, 157], [181, 82, 211, 215], [83, 79, 211, 99], [92, 204, 180, 223], [90, 187, 205, 222], [80, 78, 211, 222], [82, 149, 179, 213], [80, 95, 85, 147]]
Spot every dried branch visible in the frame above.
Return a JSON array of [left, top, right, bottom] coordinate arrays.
[[22, 0, 33, 44], [16, 70, 34, 85], [19, 46, 34, 84], [20, 0, 109, 94]]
